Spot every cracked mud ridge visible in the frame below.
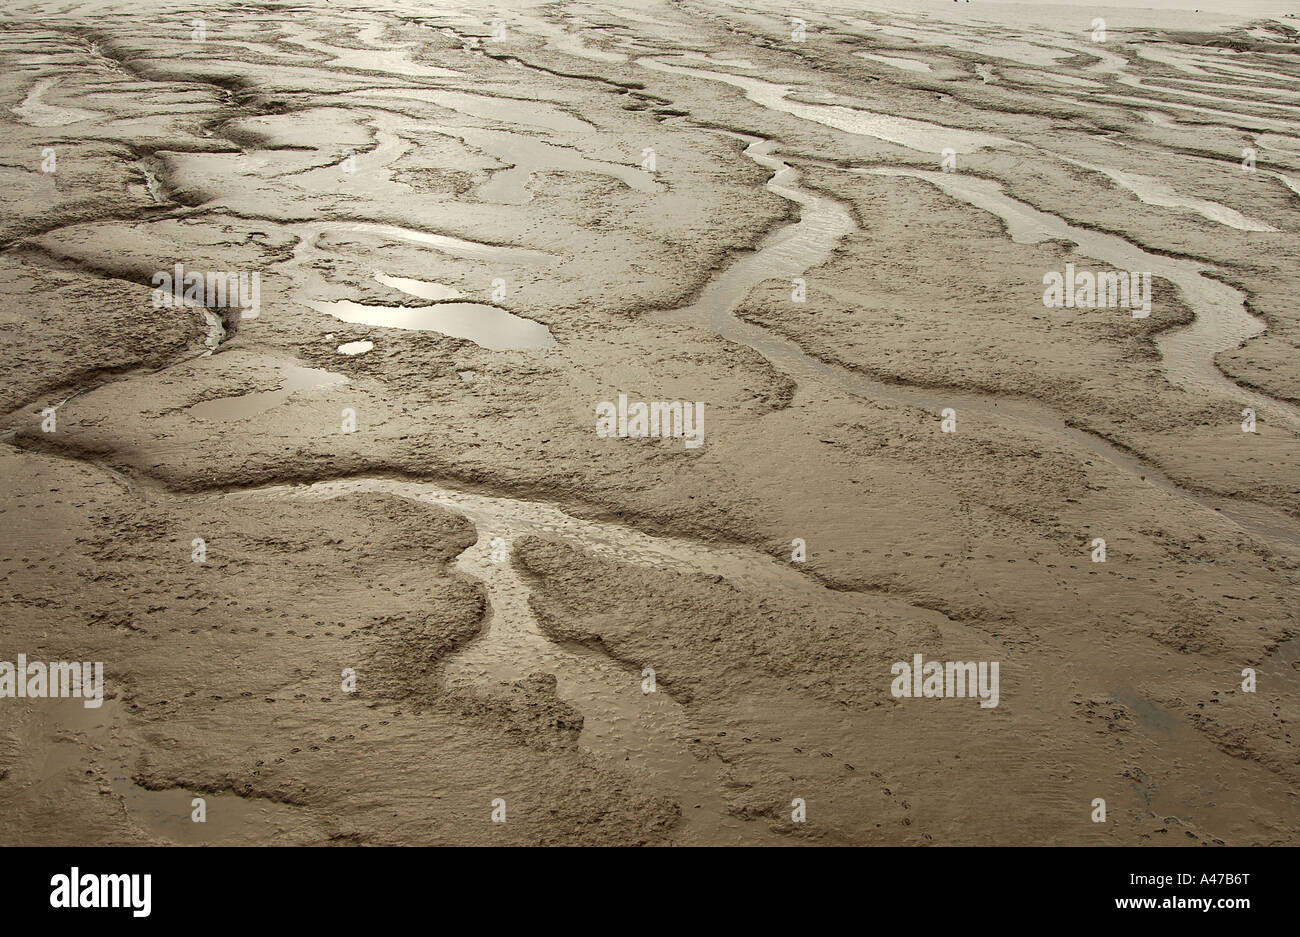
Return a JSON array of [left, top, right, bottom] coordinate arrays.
[[1, 0, 1298, 846]]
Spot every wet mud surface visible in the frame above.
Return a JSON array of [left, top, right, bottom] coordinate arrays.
[[1, 0, 1297, 845]]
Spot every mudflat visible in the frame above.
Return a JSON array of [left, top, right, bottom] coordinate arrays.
[[0, 0, 1297, 845]]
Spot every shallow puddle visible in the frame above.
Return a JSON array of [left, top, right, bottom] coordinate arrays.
[[326, 222, 552, 264], [12, 76, 98, 126], [673, 50, 758, 69], [853, 51, 933, 73], [278, 20, 464, 79], [1063, 158, 1276, 231], [190, 365, 347, 422], [640, 57, 1007, 153], [133, 158, 164, 203], [308, 299, 556, 351], [357, 87, 593, 135], [374, 272, 462, 300]]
